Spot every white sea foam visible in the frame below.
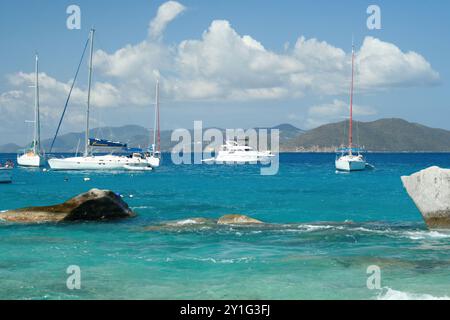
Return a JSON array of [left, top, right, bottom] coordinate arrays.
[[197, 257, 217, 263], [320, 224, 450, 241], [175, 219, 204, 225], [378, 287, 450, 300], [298, 224, 338, 232], [194, 257, 252, 264], [351, 227, 391, 234], [401, 230, 450, 240]]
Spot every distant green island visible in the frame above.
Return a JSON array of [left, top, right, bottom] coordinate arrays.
[[3, 118, 450, 153]]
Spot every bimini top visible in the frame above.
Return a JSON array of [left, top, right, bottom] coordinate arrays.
[[125, 147, 143, 153], [223, 140, 253, 151], [89, 138, 127, 148]]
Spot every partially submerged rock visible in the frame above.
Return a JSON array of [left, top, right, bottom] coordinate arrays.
[[401, 166, 450, 229], [217, 214, 263, 225], [1, 188, 135, 223], [144, 214, 264, 231]]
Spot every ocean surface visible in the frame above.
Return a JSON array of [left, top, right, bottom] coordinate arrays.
[[1, 153, 450, 300]]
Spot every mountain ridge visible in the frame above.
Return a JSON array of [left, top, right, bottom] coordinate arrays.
[[3, 118, 450, 153], [286, 118, 450, 152]]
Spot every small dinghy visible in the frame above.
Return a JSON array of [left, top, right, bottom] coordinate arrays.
[[0, 161, 14, 183]]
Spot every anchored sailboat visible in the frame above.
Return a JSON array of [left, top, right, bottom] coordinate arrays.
[[146, 80, 161, 168], [17, 54, 46, 167], [48, 29, 151, 171], [335, 41, 367, 172]]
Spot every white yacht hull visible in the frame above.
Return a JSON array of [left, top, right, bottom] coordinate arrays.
[[146, 156, 161, 168], [123, 164, 153, 171], [335, 155, 366, 172], [0, 168, 12, 183], [17, 153, 46, 167], [209, 152, 274, 164], [48, 155, 150, 171]]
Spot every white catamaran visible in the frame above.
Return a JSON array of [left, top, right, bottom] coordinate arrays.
[[203, 140, 274, 164], [335, 42, 367, 172], [17, 54, 46, 167], [48, 29, 152, 171], [145, 80, 161, 168]]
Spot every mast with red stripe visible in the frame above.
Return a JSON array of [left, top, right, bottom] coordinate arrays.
[[152, 79, 161, 157], [348, 40, 355, 156]]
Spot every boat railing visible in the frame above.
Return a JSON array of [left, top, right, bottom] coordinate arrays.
[[336, 147, 366, 153]]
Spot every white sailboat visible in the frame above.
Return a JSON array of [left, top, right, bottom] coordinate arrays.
[[17, 54, 46, 167], [145, 80, 161, 168], [335, 42, 367, 172], [48, 29, 152, 171]]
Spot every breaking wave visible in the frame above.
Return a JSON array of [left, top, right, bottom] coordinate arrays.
[[377, 287, 450, 300], [147, 218, 450, 243]]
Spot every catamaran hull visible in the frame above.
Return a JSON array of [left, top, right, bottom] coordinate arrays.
[[0, 168, 12, 183], [48, 156, 149, 171], [335, 159, 366, 172], [17, 154, 46, 167]]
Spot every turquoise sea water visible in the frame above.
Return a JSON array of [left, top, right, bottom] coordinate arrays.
[[1, 153, 450, 300]]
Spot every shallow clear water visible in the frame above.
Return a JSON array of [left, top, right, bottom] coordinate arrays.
[[1, 153, 450, 300]]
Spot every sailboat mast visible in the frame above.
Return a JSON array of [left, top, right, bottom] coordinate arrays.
[[156, 80, 161, 154], [153, 80, 158, 153], [84, 28, 95, 157], [34, 54, 40, 154], [348, 42, 355, 155]]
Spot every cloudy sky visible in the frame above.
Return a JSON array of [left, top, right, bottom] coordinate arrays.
[[0, 0, 448, 145]]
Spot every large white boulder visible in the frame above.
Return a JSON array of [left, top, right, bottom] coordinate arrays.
[[401, 166, 450, 229]]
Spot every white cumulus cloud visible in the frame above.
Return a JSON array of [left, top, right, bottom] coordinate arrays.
[[0, 1, 441, 144], [149, 1, 186, 39], [357, 36, 440, 89], [306, 99, 376, 129]]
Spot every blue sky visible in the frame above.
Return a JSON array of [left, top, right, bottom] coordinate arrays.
[[0, 0, 449, 145]]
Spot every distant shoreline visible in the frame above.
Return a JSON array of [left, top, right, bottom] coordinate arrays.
[[4, 118, 450, 155], [3, 151, 450, 155]]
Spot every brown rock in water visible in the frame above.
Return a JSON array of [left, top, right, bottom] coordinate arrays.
[[0, 189, 135, 223], [143, 215, 264, 231], [217, 214, 263, 225]]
